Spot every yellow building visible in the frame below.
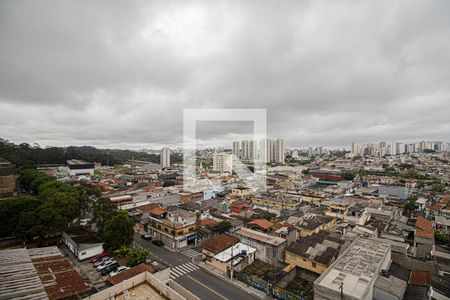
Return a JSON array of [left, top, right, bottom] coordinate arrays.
[[284, 231, 344, 275]]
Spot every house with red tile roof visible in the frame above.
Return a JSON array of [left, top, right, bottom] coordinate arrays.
[[248, 219, 274, 231], [414, 216, 434, 259]]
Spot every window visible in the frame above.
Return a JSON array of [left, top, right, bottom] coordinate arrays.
[[81, 251, 86, 256], [312, 262, 317, 268]]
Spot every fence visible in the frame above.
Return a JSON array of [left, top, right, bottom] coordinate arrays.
[[236, 273, 307, 300]]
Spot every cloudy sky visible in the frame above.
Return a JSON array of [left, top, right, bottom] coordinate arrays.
[[1, 1, 449, 150]]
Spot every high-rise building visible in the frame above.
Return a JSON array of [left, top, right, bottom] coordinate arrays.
[[232, 141, 240, 158], [274, 138, 285, 163], [213, 152, 232, 173], [241, 140, 250, 160], [160, 147, 171, 168]]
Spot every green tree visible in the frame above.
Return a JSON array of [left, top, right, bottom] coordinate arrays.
[[215, 220, 232, 233], [103, 211, 134, 250], [405, 196, 418, 213], [126, 247, 150, 267], [91, 197, 118, 235], [342, 172, 356, 180], [163, 180, 176, 187], [0, 196, 43, 238]]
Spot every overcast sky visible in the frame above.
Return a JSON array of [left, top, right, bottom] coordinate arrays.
[[1, 1, 449, 150]]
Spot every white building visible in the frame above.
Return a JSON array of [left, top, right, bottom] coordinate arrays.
[[160, 147, 170, 168], [314, 237, 393, 300], [66, 159, 95, 176], [62, 227, 104, 261], [213, 152, 232, 173]]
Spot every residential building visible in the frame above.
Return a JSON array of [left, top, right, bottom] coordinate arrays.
[[62, 227, 104, 260], [210, 242, 257, 276], [213, 152, 232, 173], [233, 227, 286, 265], [285, 231, 345, 275], [160, 147, 171, 168], [147, 208, 197, 249], [314, 238, 391, 300], [0, 157, 17, 198]]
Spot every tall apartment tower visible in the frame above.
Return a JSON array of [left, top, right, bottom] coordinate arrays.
[[232, 141, 240, 158], [274, 138, 285, 163], [213, 152, 232, 173], [160, 147, 171, 168]]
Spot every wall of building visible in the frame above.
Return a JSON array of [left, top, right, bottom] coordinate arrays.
[[285, 251, 328, 274], [78, 244, 103, 261]]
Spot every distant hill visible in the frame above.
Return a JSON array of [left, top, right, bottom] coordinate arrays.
[[0, 138, 181, 167]]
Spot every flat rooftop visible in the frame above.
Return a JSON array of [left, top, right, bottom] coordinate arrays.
[[315, 238, 390, 299], [234, 228, 286, 246], [115, 282, 164, 300]]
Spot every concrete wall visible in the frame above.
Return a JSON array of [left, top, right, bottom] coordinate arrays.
[[84, 271, 189, 300], [170, 280, 201, 300], [78, 244, 103, 260]]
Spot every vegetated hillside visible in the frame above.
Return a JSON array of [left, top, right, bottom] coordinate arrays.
[[0, 138, 182, 166]]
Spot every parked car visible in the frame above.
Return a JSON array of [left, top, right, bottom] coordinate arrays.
[[109, 266, 130, 276], [142, 234, 152, 240], [91, 252, 109, 263], [94, 257, 112, 267], [152, 240, 164, 247], [101, 262, 119, 275], [97, 259, 117, 271]]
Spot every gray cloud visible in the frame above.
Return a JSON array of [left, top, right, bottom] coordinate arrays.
[[1, 0, 449, 149]]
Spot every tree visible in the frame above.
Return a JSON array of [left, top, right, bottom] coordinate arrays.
[[405, 196, 418, 213], [91, 197, 118, 235], [126, 247, 150, 267], [102, 211, 134, 250], [0, 196, 43, 238], [215, 220, 232, 233], [163, 180, 176, 187], [16, 203, 65, 242], [263, 212, 273, 221], [342, 172, 356, 180]]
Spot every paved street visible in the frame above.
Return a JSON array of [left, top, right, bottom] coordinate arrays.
[[134, 234, 259, 300]]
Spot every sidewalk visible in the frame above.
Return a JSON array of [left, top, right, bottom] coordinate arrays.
[[193, 257, 271, 300]]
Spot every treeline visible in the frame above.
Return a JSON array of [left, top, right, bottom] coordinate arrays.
[[0, 168, 134, 250], [0, 138, 182, 167]]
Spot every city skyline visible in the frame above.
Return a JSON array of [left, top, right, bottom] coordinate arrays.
[[1, 1, 450, 149]]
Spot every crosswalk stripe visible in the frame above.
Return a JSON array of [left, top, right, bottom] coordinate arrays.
[[185, 263, 199, 271], [170, 274, 177, 279], [187, 262, 199, 269], [182, 264, 197, 272], [172, 268, 185, 276], [176, 265, 191, 273]]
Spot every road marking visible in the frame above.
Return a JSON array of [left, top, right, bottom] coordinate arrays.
[[171, 269, 184, 277], [182, 264, 197, 272], [187, 275, 229, 300], [177, 265, 191, 273]]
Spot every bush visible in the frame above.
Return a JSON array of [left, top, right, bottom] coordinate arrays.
[[127, 247, 150, 267]]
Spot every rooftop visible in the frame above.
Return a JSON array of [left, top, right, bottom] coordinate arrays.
[[213, 242, 257, 264], [0, 246, 89, 300], [234, 228, 286, 246], [314, 238, 390, 299], [248, 218, 274, 230], [202, 234, 240, 254], [286, 231, 345, 265]]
